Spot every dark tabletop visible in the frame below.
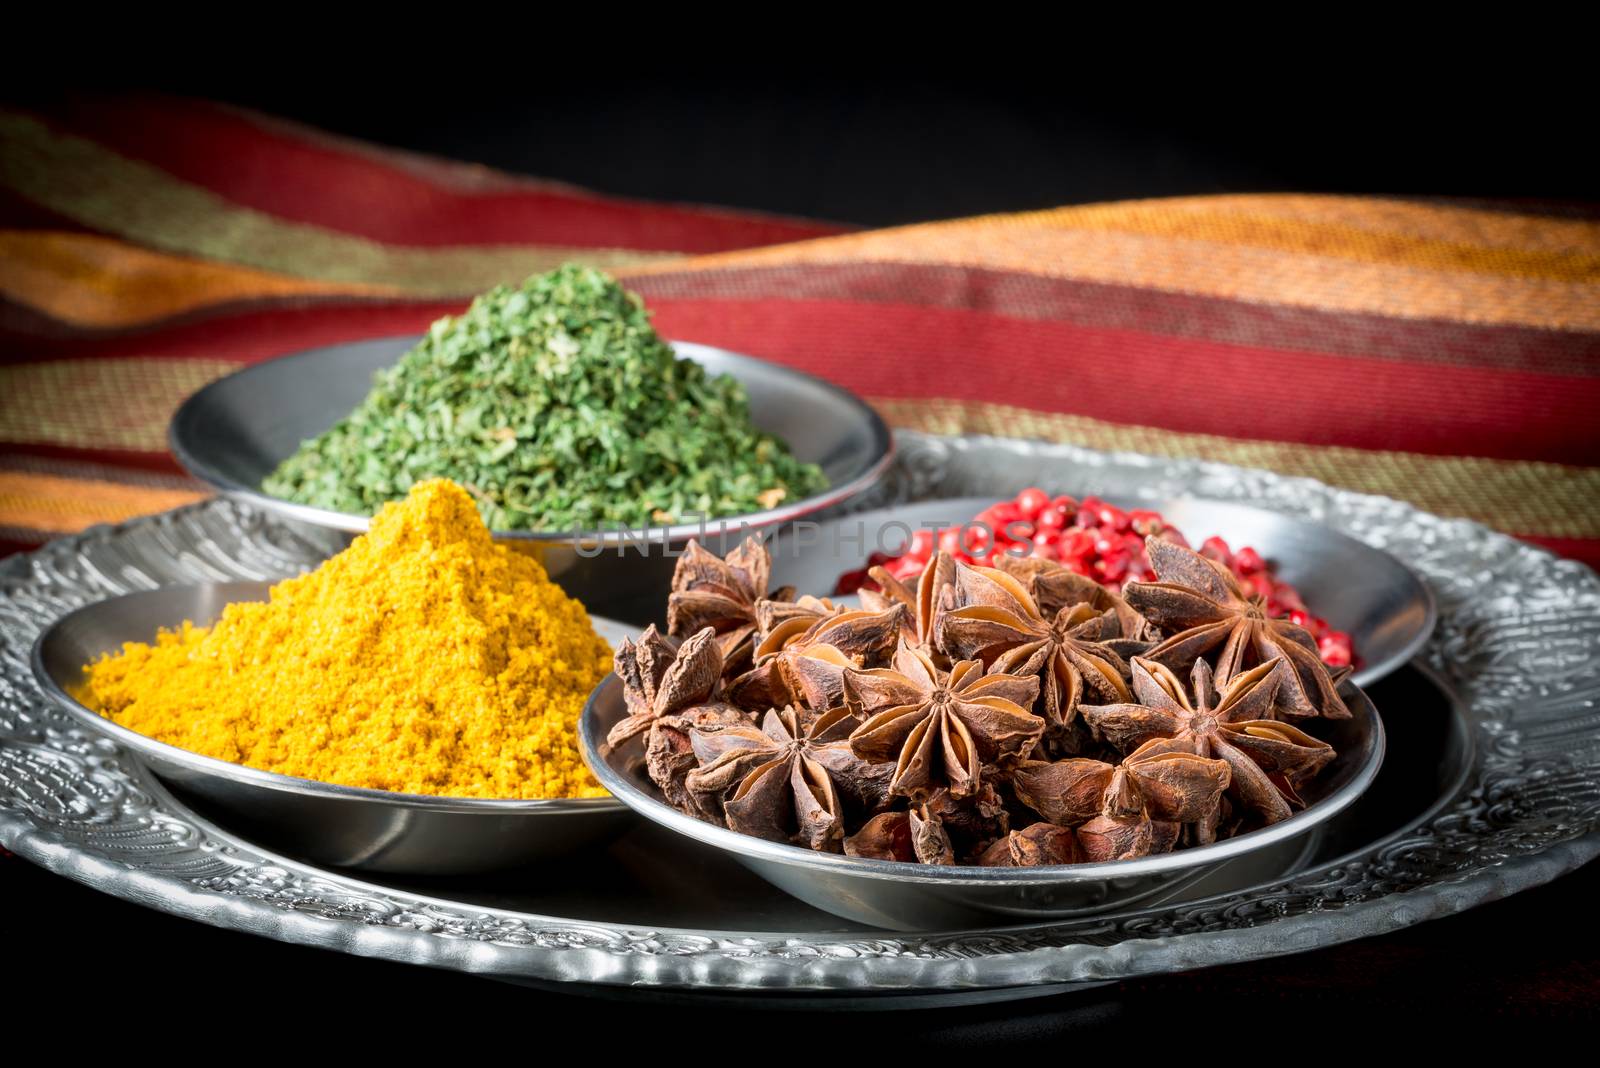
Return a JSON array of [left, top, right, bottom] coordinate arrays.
[[7, 848, 1595, 1037]]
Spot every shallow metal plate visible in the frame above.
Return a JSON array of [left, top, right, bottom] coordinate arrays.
[[2, 431, 1597, 1000], [29, 582, 636, 875], [581, 669, 1382, 929], [769, 496, 1435, 687], [170, 336, 893, 542], [168, 337, 893, 622]]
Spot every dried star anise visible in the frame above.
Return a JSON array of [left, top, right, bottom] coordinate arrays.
[[845, 805, 957, 864], [940, 562, 1136, 754], [1079, 656, 1335, 841], [921, 781, 1011, 853], [622, 504, 1354, 871], [858, 550, 957, 654], [606, 625, 751, 812], [1011, 737, 1233, 861], [727, 600, 906, 712], [992, 553, 1154, 658], [754, 592, 842, 644], [667, 538, 793, 675], [1124, 537, 1350, 719], [723, 595, 838, 711], [607, 625, 728, 747], [847, 641, 1043, 799], [978, 822, 1083, 867], [841, 779, 1016, 864], [641, 712, 747, 817], [684, 706, 887, 851]]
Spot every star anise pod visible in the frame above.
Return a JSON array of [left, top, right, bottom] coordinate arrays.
[[846, 641, 1043, 799], [606, 626, 728, 748], [1123, 537, 1350, 719], [921, 781, 1011, 853], [940, 562, 1136, 753], [842, 777, 1015, 864], [723, 595, 840, 711], [667, 538, 794, 676], [726, 601, 906, 712], [858, 550, 957, 654], [1011, 737, 1233, 861], [978, 822, 1083, 867], [684, 706, 887, 851], [1079, 656, 1336, 840], [604, 626, 750, 812], [844, 805, 956, 865], [992, 553, 1154, 657], [641, 709, 754, 818], [754, 593, 841, 644]]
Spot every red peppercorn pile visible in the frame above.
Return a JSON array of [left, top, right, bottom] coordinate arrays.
[[836, 489, 1355, 668]]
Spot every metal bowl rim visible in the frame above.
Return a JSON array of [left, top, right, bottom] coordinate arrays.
[[31, 584, 629, 816], [578, 672, 1386, 886], [1355, 553, 1437, 686], [169, 336, 896, 543]]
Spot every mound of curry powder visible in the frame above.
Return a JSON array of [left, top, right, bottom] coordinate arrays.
[[78, 479, 613, 799]]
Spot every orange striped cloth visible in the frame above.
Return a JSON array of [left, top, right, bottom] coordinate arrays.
[[3, 94, 1597, 566]]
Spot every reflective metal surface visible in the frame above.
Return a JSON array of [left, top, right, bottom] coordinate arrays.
[[580, 671, 1382, 929], [770, 496, 1435, 687], [168, 337, 894, 621], [30, 582, 635, 875], [2, 431, 1596, 998]]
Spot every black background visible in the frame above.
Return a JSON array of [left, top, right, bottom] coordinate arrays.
[[165, 70, 1599, 226], [10, 55, 1598, 226], [6, 62, 1598, 1036]]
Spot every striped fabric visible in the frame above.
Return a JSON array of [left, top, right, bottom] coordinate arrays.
[[2, 94, 1597, 568]]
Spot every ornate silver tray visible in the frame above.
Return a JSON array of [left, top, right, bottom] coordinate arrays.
[[3, 431, 1598, 1001]]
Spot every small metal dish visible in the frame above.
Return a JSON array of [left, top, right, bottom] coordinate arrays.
[[770, 496, 1437, 687], [32, 582, 635, 875], [579, 672, 1385, 930], [169, 337, 894, 621]]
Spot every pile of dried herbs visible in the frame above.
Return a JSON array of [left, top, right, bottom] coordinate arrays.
[[606, 534, 1353, 866], [263, 265, 828, 531]]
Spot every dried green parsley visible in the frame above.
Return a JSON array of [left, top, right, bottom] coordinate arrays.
[[263, 265, 828, 531]]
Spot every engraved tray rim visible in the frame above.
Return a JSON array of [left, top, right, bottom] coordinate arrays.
[[4, 430, 1597, 993]]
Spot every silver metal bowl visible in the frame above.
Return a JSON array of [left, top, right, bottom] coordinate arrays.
[[32, 582, 636, 875], [579, 672, 1385, 930], [770, 496, 1436, 687], [169, 337, 894, 621]]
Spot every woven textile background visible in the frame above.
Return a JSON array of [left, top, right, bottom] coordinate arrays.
[[3, 95, 1597, 567]]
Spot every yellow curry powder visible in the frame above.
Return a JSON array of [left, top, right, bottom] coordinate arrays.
[[78, 479, 613, 799]]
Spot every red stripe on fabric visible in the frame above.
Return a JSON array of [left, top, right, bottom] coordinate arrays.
[[0, 299, 457, 364], [0, 296, 93, 341], [645, 298, 1600, 466], [628, 263, 1600, 377], [0, 443, 189, 476], [0, 453, 205, 491], [9, 292, 1599, 466], [33, 97, 849, 253], [0, 536, 47, 556]]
